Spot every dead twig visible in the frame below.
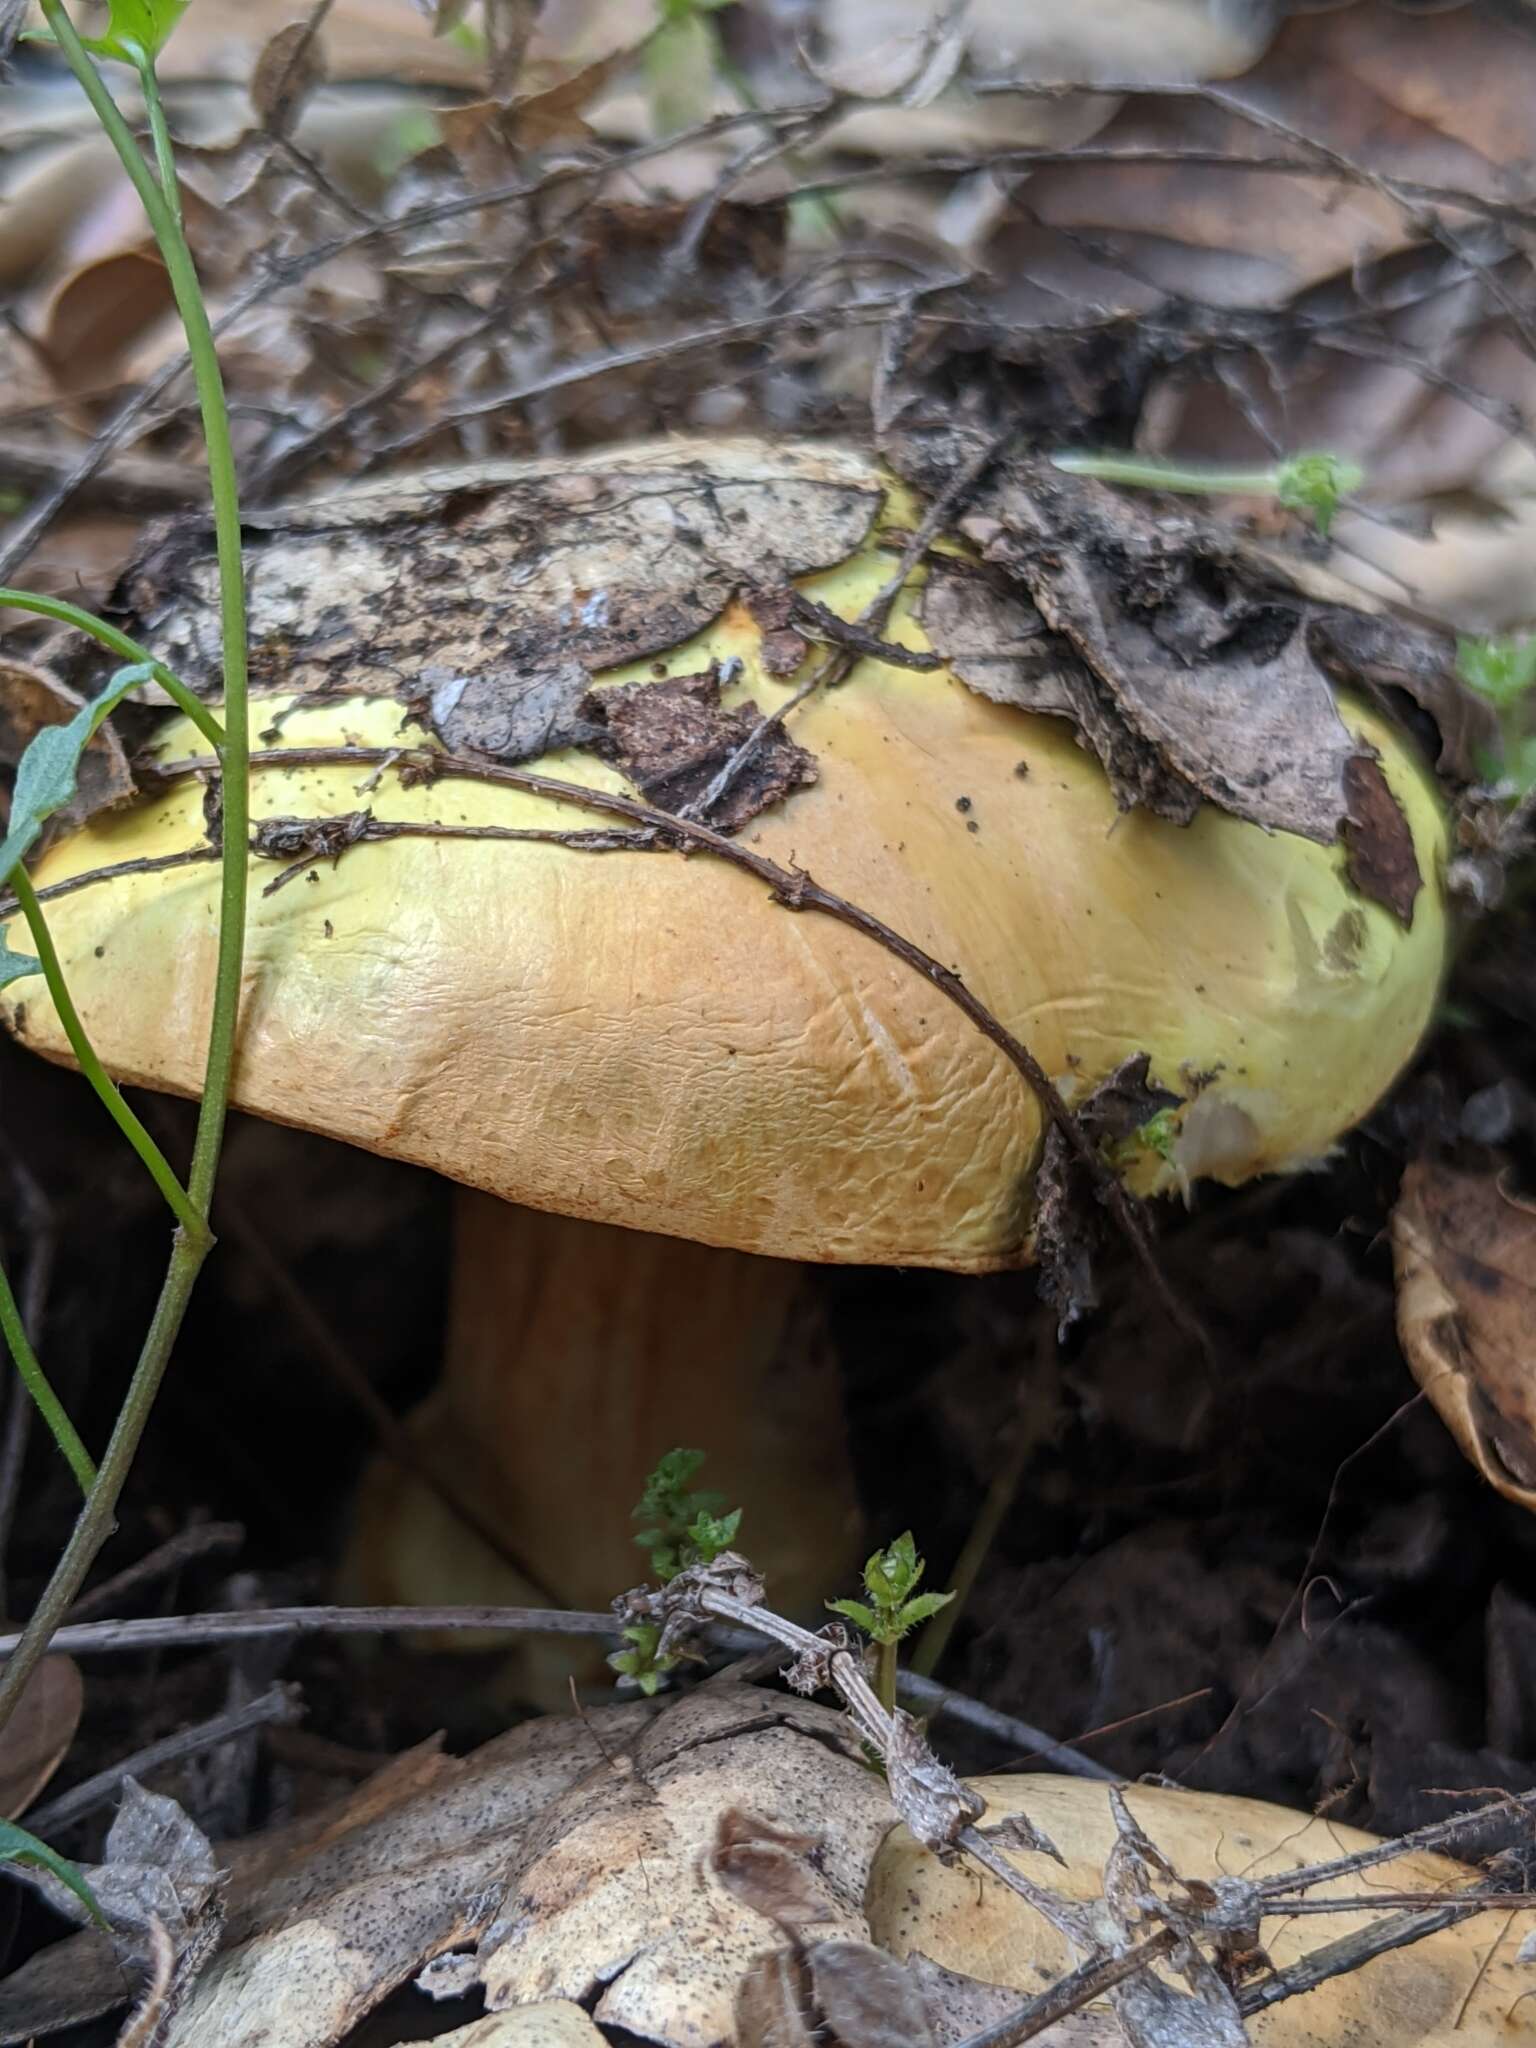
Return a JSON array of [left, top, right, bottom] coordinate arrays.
[[0, 1603, 622, 1658], [24, 1681, 302, 1839], [65, 1520, 246, 1624]]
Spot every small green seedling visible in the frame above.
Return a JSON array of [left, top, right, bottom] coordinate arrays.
[[610, 1448, 743, 1694], [1456, 633, 1536, 800], [1050, 448, 1364, 539], [828, 1531, 954, 1716]]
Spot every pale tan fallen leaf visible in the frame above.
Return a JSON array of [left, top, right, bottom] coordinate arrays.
[[0, 1706, 655, 2047], [1393, 1159, 1536, 1508], [389, 2003, 605, 2048], [868, 1775, 1536, 2045], [428, 1685, 896, 2048], [0, 1654, 81, 1819]]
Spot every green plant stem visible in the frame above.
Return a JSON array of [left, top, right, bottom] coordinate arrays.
[[0, 9, 252, 1738], [874, 1636, 897, 1719], [133, 50, 183, 227], [0, 589, 224, 751], [0, 1255, 94, 1494], [1051, 451, 1284, 497], [10, 870, 203, 1240], [0, 1232, 206, 1725]]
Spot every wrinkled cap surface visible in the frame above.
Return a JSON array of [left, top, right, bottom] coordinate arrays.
[[1, 442, 1448, 1269]]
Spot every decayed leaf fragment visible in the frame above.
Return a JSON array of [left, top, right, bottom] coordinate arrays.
[[418, 1684, 895, 2047], [1392, 1159, 1536, 1507], [868, 1775, 1536, 2046]]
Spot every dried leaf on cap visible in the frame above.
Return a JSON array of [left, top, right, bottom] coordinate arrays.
[[109, 458, 884, 710], [584, 670, 818, 830], [960, 459, 1372, 846], [1393, 1160, 1536, 1508]]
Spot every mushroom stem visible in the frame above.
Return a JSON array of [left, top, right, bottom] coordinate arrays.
[[350, 1193, 860, 1687]]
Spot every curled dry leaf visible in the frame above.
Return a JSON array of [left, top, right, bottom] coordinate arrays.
[[1392, 1159, 1536, 1507], [737, 1939, 938, 2048], [869, 1775, 1536, 2046], [0, 1706, 656, 2047], [17, 1780, 224, 2041], [0, 1655, 81, 1820], [417, 1685, 896, 2048], [249, 19, 328, 139]]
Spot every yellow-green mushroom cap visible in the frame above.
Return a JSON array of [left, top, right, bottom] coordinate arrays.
[[0, 441, 1448, 1270]]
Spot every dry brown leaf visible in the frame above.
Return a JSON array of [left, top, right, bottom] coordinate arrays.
[[0, 658, 136, 832], [868, 1775, 1536, 2046], [1392, 1159, 1536, 1508], [387, 2002, 605, 2048], [250, 19, 329, 138], [420, 1685, 896, 2048], [737, 1939, 938, 2048], [0, 1654, 81, 1819], [0, 1707, 655, 2047], [927, 452, 1412, 875], [38, 247, 175, 397]]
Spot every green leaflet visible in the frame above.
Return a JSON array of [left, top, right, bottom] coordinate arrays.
[[0, 664, 153, 882], [0, 936, 41, 989], [0, 1820, 105, 1926]]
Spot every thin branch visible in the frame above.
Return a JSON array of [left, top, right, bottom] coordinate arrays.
[[64, 1519, 245, 1623], [24, 1682, 301, 1839], [0, 1603, 622, 1657]]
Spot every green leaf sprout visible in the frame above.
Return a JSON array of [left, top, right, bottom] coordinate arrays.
[[609, 1449, 744, 1693], [1050, 448, 1364, 538], [1456, 633, 1536, 800], [828, 1532, 955, 1718], [0, 1820, 105, 1926]]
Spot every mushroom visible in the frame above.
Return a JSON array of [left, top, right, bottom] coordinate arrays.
[[868, 1773, 1534, 2043], [0, 442, 1448, 1674]]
